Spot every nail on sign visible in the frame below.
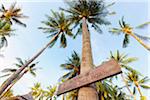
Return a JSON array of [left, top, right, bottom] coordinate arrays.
[[56, 59, 122, 96]]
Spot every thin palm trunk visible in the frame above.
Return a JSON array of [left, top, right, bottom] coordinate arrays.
[[0, 70, 28, 99], [130, 33, 150, 51], [78, 17, 98, 100], [134, 82, 143, 97], [0, 31, 61, 96], [62, 94, 65, 100], [121, 74, 136, 100]]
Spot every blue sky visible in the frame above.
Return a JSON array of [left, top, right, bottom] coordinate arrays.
[[0, 0, 149, 99]]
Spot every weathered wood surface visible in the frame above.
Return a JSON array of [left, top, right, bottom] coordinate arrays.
[[57, 59, 122, 96]]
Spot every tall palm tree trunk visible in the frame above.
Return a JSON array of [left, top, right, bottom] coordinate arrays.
[[130, 33, 150, 51], [78, 17, 98, 100], [134, 82, 143, 97], [0, 70, 28, 99], [0, 31, 61, 96]]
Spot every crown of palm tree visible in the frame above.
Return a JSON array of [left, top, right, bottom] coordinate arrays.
[[31, 83, 44, 99], [60, 0, 112, 37], [0, 57, 38, 78], [0, 3, 28, 27], [0, 20, 13, 49], [109, 50, 138, 73], [39, 11, 73, 48], [110, 17, 150, 48], [96, 81, 127, 99], [31, 83, 56, 99], [126, 70, 150, 96], [60, 51, 80, 81]]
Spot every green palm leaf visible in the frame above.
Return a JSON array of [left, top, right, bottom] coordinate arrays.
[[123, 34, 130, 48], [135, 22, 150, 29], [39, 11, 73, 48], [140, 84, 150, 89]]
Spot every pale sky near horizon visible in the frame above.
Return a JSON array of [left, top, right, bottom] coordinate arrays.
[[0, 0, 149, 99]]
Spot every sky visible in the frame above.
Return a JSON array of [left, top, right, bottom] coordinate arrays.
[[0, 0, 149, 99]]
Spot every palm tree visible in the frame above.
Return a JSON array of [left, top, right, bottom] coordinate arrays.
[[1, 89, 13, 99], [109, 17, 150, 51], [61, 0, 112, 99], [108, 50, 138, 99], [31, 83, 45, 99], [60, 51, 80, 100], [65, 90, 78, 100], [126, 70, 150, 100], [31, 83, 57, 100], [60, 51, 80, 81], [0, 20, 13, 49], [0, 11, 73, 95], [44, 85, 57, 100], [0, 3, 28, 27], [0, 58, 38, 98], [96, 81, 128, 100]]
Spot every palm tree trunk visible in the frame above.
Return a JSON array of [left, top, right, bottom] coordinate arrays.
[[0, 70, 28, 99], [134, 82, 143, 97], [121, 74, 136, 100], [130, 33, 150, 51], [0, 31, 61, 96], [78, 17, 98, 100]]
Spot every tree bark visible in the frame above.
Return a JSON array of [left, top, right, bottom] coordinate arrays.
[[0, 70, 28, 99], [78, 17, 98, 100], [0, 31, 61, 96]]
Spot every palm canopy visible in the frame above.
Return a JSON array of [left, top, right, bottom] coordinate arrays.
[[60, 0, 112, 37], [0, 20, 12, 49], [96, 81, 128, 99], [0, 57, 38, 78], [60, 51, 80, 81], [126, 70, 150, 96], [109, 50, 138, 73], [39, 10, 73, 48], [109, 17, 150, 48], [31, 83, 56, 100], [0, 3, 28, 27]]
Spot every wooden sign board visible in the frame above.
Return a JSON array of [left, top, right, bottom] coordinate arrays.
[[56, 59, 122, 96]]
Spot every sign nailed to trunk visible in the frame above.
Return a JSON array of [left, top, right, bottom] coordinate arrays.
[[56, 59, 122, 96]]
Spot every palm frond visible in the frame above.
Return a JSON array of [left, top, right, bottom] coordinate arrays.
[[138, 76, 150, 84], [140, 84, 150, 89], [1, 4, 6, 12], [0, 73, 11, 78], [135, 22, 150, 29], [123, 34, 130, 48], [134, 33, 150, 41], [1, 68, 17, 73], [0, 36, 8, 49], [91, 24, 102, 33], [12, 17, 26, 27], [60, 33, 67, 48], [109, 28, 121, 35], [15, 57, 24, 66], [9, 2, 17, 11], [48, 34, 59, 48], [121, 57, 138, 64]]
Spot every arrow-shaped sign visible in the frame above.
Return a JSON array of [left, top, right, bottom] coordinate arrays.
[[57, 59, 122, 95]]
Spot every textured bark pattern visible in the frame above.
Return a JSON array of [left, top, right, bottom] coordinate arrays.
[[81, 17, 94, 74], [78, 87, 99, 100], [78, 17, 98, 100]]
